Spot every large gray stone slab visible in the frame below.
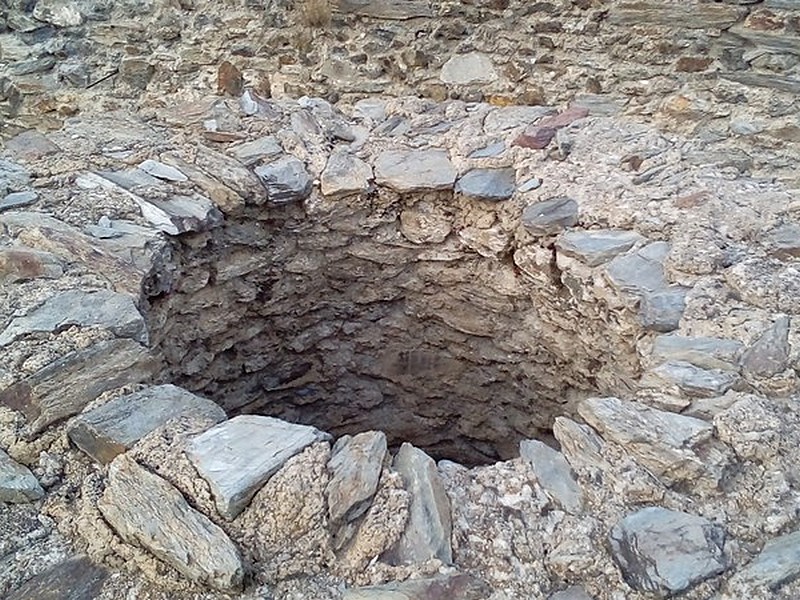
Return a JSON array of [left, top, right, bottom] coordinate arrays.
[[387, 443, 452, 565], [254, 155, 313, 205], [519, 439, 583, 514], [651, 335, 744, 372], [639, 287, 687, 333], [0, 448, 44, 503], [644, 361, 740, 398], [578, 397, 730, 491], [606, 242, 670, 296], [0, 339, 160, 433], [68, 385, 226, 464], [0, 289, 147, 347], [556, 229, 643, 267], [522, 197, 578, 236], [609, 507, 728, 597], [374, 149, 456, 193], [99, 454, 243, 591], [731, 530, 800, 591], [187, 415, 330, 520], [344, 574, 489, 599], [321, 149, 373, 197], [229, 136, 283, 166], [6, 555, 108, 600], [327, 430, 387, 524], [455, 168, 516, 202], [742, 316, 791, 378]]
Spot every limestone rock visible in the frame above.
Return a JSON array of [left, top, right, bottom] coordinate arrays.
[[186, 415, 331, 520], [254, 156, 313, 205], [556, 229, 643, 267], [194, 146, 266, 204], [387, 443, 452, 565], [651, 335, 743, 371], [68, 385, 226, 464], [730, 530, 800, 591], [0, 449, 44, 503], [519, 439, 583, 514], [440, 52, 498, 85], [99, 454, 244, 592], [374, 150, 456, 193], [0, 289, 147, 347], [0, 339, 160, 433], [609, 507, 728, 597], [327, 431, 387, 525], [578, 397, 730, 491], [344, 574, 490, 599], [321, 149, 373, 197], [741, 316, 790, 378], [5, 555, 108, 600], [455, 168, 516, 202], [522, 197, 578, 236]]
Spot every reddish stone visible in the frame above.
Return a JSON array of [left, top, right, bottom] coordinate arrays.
[[514, 106, 590, 149], [0, 247, 63, 282], [676, 56, 712, 73], [745, 9, 783, 31], [218, 61, 244, 97]]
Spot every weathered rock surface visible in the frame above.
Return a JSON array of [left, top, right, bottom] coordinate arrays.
[[519, 439, 583, 514], [454, 168, 516, 202], [321, 149, 373, 197], [609, 507, 728, 597], [440, 52, 498, 85], [651, 335, 743, 371], [68, 385, 226, 464], [186, 415, 330, 520], [556, 229, 643, 267], [741, 316, 791, 378], [6, 555, 108, 600], [729, 530, 800, 591], [550, 586, 594, 600], [522, 197, 579, 236], [374, 150, 456, 192], [0, 448, 44, 503], [344, 574, 490, 599], [327, 431, 387, 525], [254, 155, 313, 205], [98, 454, 244, 592]]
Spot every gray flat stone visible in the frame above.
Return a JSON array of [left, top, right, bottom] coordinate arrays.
[[387, 443, 452, 565], [767, 223, 800, 259], [321, 149, 373, 197], [522, 197, 579, 236], [187, 415, 330, 520], [645, 361, 740, 398], [374, 149, 456, 193], [556, 229, 643, 267], [343, 574, 490, 599], [609, 507, 728, 597], [336, 0, 432, 20], [0, 191, 38, 211], [732, 530, 800, 591], [455, 168, 516, 202], [469, 141, 505, 158], [138, 159, 188, 182], [639, 287, 687, 333], [742, 316, 790, 378], [0, 338, 160, 433], [520, 439, 583, 514], [68, 384, 226, 464], [228, 136, 283, 166], [0, 289, 147, 347], [6, 555, 108, 600], [254, 155, 313, 205], [652, 335, 744, 371], [606, 242, 670, 296], [578, 397, 730, 491], [99, 454, 243, 592], [5, 130, 60, 160], [440, 52, 498, 85], [0, 448, 44, 503], [518, 177, 543, 192], [550, 586, 593, 600], [483, 106, 556, 133], [327, 431, 387, 524]]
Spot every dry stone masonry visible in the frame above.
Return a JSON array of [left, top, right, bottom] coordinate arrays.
[[1, 0, 800, 599]]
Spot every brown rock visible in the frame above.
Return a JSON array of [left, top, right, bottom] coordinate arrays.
[[745, 9, 784, 31], [0, 247, 63, 282], [514, 106, 589, 149], [218, 61, 244, 97], [676, 57, 712, 73]]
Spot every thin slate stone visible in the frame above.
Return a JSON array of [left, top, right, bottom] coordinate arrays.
[[0, 289, 147, 347], [228, 136, 283, 166], [550, 586, 594, 600], [254, 155, 313, 205], [68, 384, 226, 464], [468, 141, 506, 158], [327, 431, 387, 524], [608, 507, 728, 597], [741, 316, 790, 378], [651, 335, 744, 371], [0, 448, 44, 503], [343, 574, 490, 600], [645, 361, 740, 398], [455, 168, 516, 202], [556, 229, 643, 267], [138, 159, 188, 182], [518, 177, 542, 192], [99, 454, 244, 592], [639, 287, 687, 333], [374, 149, 456, 193], [519, 439, 583, 514], [186, 415, 331, 520], [732, 530, 800, 590], [606, 242, 670, 296], [521, 197, 579, 236], [6, 555, 108, 600], [320, 149, 373, 197], [0, 190, 38, 211]]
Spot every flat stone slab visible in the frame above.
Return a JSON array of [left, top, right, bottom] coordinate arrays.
[[374, 149, 456, 193], [455, 168, 516, 202], [731, 530, 800, 591], [519, 439, 583, 514], [741, 315, 791, 378], [0, 289, 147, 347], [609, 506, 728, 597], [186, 415, 330, 520], [344, 574, 490, 599], [0, 191, 38, 211], [651, 335, 743, 371], [321, 149, 373, 197], [644, 361, 740, 398], [522, 197, 579, 236], [228, 135, 283, 166], [0, 448, 44, 503], [639, 287, 687, 333], [578, 397, 730, 490], [6, 555, 108, 600], [556, 229, 643, 267], [68, 384, 226, 464], [254, 155, 313, 205], [138, 159, 187, 182], [0, 338, 161, 433], [327, 430, 387, 524], [336, 0, 432, 19], [440, 52, 498, 85], [99, 454, 243, 592], [606, 241, 670, 296], [387, 443, 452, 565]]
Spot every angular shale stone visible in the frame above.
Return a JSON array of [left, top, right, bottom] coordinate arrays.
[[0, 448, 44, 503], [374, 149, 456, 193], [519, 439, 583, 514], [254, 156, 313, 205], [742, 316, 790, 378], [68, 385, 226, 464], [327, 431, 387, 524], [99, 455, 243, 592], [455, 168, 516, 202], [187, 415, 330, 520], [556, 229, 643, 267], [522, 197, 579, 236], [344, 574, 490, 599], [5, 555, 108, 600], [731, 530, 800, 591], [321, 149, 373, 197], [651, 335, 744, 372]]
